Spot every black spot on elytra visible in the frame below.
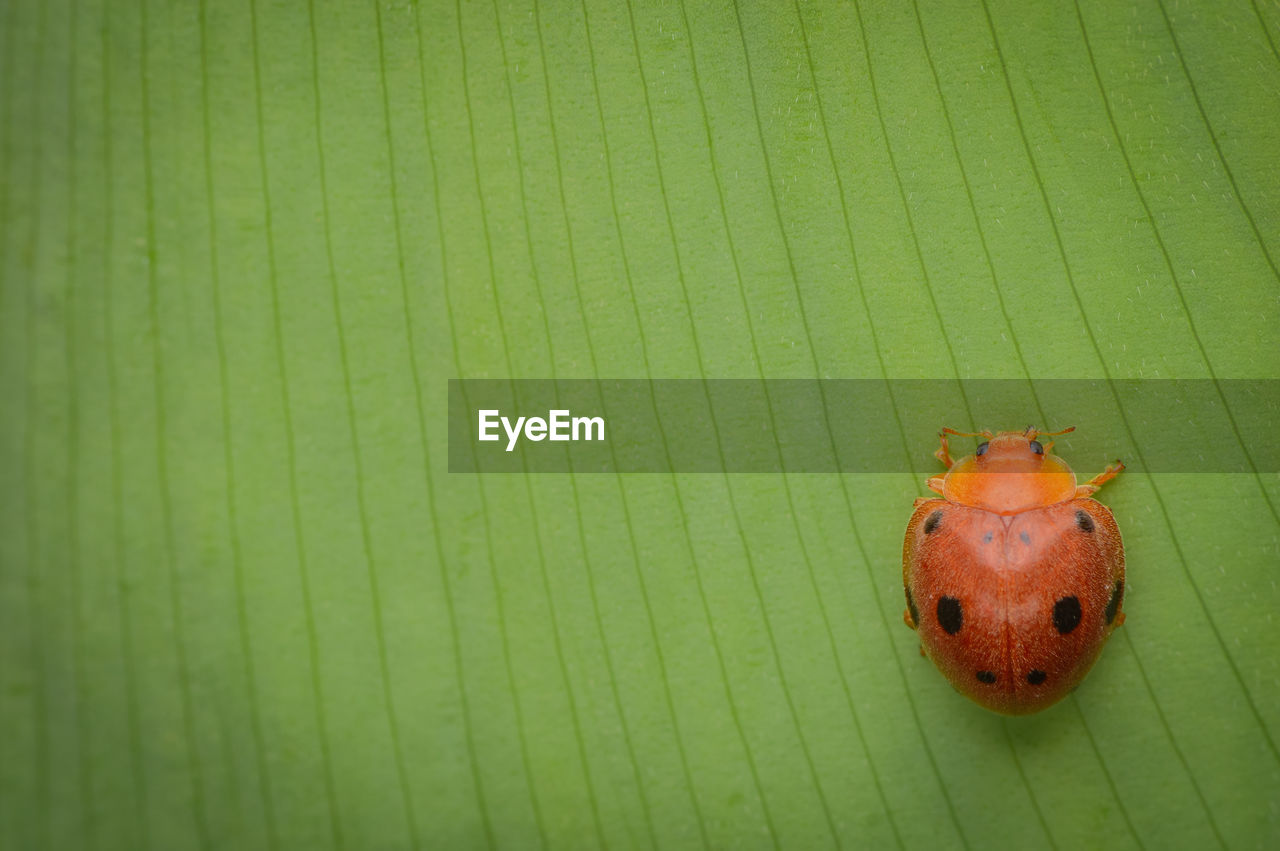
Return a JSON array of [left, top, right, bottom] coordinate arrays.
[[1075, 510, 1096, 533], [923, 509, 943, 535], [905, 586, 920, 628], [1026, 670, 1047, 685], [982, 531, 993, 544], [1105, 580, 1124, 625], [1019, 530, 1031, 545], [976, 671, 996, 684], [937, 596, 963, 635], [1054, 596, 1082, 635]]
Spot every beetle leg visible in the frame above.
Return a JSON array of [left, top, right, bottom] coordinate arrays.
[[1076, 459, 1125, 496], [903, 608, 916, 629], [926, 475, 945, 495]]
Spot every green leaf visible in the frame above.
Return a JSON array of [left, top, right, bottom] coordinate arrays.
[[2, 0, 1277, 848]]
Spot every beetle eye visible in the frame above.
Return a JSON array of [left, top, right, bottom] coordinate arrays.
[[1029, 440, 1044, 455], [975, 442, 989, 456]]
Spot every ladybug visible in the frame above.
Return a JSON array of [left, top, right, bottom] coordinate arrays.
[[902, 426, 1126, 715]]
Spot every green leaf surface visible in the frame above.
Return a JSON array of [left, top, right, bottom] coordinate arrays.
[[2, 0, 1278, 848]]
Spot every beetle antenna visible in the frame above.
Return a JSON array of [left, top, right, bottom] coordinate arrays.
[[941, 426, 993, 438], [1032, 425, 1076, 439]]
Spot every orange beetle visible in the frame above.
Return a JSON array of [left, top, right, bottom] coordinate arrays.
[[902, 427, 1126, 715]]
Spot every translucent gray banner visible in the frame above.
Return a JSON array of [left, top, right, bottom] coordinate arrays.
[[447, 379, 1279, 474]]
